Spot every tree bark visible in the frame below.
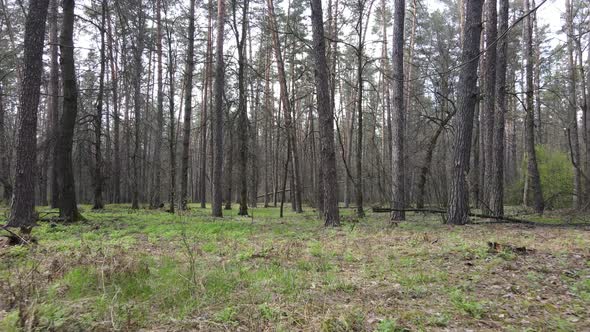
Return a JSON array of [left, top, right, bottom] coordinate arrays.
[[391, 0, 406, 221], [56, 0, 82, 222], [237, 0, 250, 216], [532, 0, 542, 145], [93, 0, 107, 210], [523, 0, 544, 213], [310, 0, 340, 227], [151, 0, 164, 209], [565, 0, 581, 210], [180, 0, 196, 211], [48, 0, 60, 208], [131, 1, 145, 209], [266, 0, 304, 214], [0, 83, 11, 204], [212, 0, 226, 217], [446, 0, 484, 225], [481, 0, 497, 214], [355, 5, 366, 218], [489, 0, 508, 217], [7, 0, 50, 229], [200, 0, 213, 209], [107, 4, 121, 204], [166, 14, 177, 213]]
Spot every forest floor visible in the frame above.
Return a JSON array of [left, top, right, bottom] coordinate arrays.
[[0, 205, 589, 331]]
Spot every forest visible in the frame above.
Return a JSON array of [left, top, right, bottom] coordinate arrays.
[[0, 0, 589, 330]]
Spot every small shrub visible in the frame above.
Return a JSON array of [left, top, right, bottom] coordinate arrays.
[[376, 318, 410, 332], [215, 306, 238, 325], [0, 310, 19, 332], [321, 311, 365, 332], [507, 146, 573, 209], [450, 289, 486, 319]]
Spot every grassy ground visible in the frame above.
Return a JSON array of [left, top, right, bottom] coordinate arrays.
[[0, 204, 589, 331]]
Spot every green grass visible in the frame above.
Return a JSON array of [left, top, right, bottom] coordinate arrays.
[[0, 204, 589, 330]]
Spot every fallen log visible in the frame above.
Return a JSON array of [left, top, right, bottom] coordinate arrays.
[[372, 207, 538, 225]]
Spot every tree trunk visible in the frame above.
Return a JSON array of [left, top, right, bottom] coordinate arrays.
[[6, 0, 49, 233], [212, 0, 226, 217], [224, 117, 233, 210], [248, 29, 260, 208], [390, 0, 406, 221], [267, 0, 304, 214], [166, 16, 177, 213], [446, 0, 484, 225], [523, 0, 544, 213], [471, 100, 480, 208], [180, 0, 196, 211], [532, 0, 542, 145], [565, 0, 581, 210], [263, 44, 271, 208], [310, 0, 340, 227], [481, 0, 497, 214], [107, 4, 121, 204], [93, 0, 107, 210], [48, 0, 60, 208], [151, 0, 164, 209], [489, 0, 508, 217], [237, 0, 250, 216], [56, 0, 82, 222], [356, 14, 365, 218], [0, 83, 11, 204], [200, 0, 213, 209], [131, 2, 145, 209]]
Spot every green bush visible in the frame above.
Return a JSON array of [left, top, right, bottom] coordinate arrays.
[[507, 146, 573, 209]]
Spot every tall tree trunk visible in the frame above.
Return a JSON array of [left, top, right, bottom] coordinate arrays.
[[93, 0, 107, 210], [131, 2, 145, 209], [224, 117, 233, 210], [0, 83, 11, 203], [587, 30, 590, 203], [200, 0, 213, 209], [344, 79, 355, 208], [390, 0, 406, 221], [248, 28, 260, 208], [565, 0, 581, 209], [310, 0, 340, 227], [180, 0, 196, 211], [523, 0, 544, 213], [107, 4, 121, 204], [584, 26, 590, 203], [6, 0, 49, 233], [482, 0, 497, 214], [355, 12, 365, 218], [166, 17, 177, 213], [237, 0, 250, 216], [379, 0, 390, 190], [446, 0, 484, 225], [151, 0, 164, 208], [403, 0, 417, 129], [212, 0, 226, 217], [56, 0, 82, 222], [48, 0, 60, 208], [490, 0, 508, 217], [263, 43, 271, 208], [471, 100, 480, 208], [267, 0, 304, 214], [532, 0, 542, 145]]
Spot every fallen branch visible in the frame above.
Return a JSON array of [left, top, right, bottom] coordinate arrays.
[[372, 207, 538, 225], [1, 226, 31, 245]]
